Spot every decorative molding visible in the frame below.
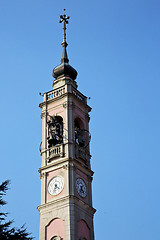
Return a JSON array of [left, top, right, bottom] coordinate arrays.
[[41, 112, 46, 119], [63, 102, 74, 110], [40, 172, 46, 179], [68, 102, 74, 110], [69, 162, 76, 171], [63, 103, 67, 108], [38, 195, 96, 215], [63, 164, 69, 170], [51, 236, 62, 240]]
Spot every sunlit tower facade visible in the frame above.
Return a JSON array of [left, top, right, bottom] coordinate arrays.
[[38, 10, 96, 240]]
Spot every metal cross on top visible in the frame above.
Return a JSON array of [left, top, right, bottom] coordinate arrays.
[[59, 9, 70, 45]]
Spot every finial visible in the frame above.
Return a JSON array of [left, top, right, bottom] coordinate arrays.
[[59, 9, 70, 64], [52, 10, 77, 82]]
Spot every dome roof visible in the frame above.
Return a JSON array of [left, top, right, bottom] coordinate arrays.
[[53, 62, 77, 80]]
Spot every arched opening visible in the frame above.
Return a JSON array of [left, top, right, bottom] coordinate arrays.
[[75, 118, 84, 130], [74, 118, 90, 148], [74, 118, 85, 147], [47, 116, 63, 147]]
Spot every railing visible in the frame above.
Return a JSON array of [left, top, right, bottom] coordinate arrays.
[[46, 87, 66, 100], [75, 145, 90, 161], [45, 85, 87, 104], [72, 89, 87, 104], [47, 144, 64, 162]]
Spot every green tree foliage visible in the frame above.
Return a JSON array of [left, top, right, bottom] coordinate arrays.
[[0, 180, 33, 240]]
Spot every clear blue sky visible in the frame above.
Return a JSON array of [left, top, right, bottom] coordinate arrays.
[[0, 0, 160, 239]]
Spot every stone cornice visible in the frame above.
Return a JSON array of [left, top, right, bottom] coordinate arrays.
[[39, 90, 91, 112], [39, 92, 68, 109], [72, 159, 94, 176], [37, 195, 96, 215], [38, 158, 94, 176]]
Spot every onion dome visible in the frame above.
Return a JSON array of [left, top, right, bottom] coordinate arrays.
[[52, 10, 77, 81]]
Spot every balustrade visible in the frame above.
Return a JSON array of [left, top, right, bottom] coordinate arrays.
[[46, 87, 66, 100], [45, 85, 87, 104], [72, 89, 86, 104], [75, 145, 90, 161], [47, 144, 64, 162]]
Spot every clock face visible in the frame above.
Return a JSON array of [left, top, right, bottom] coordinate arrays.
[[76, 178, 87, 198], [48, 176, 64, 196]]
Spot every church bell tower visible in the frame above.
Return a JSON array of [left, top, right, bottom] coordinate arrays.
[[38, 10, 96, 240]]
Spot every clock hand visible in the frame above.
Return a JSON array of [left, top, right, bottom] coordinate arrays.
[[54, 184, 60, 189], [80, 185, 84, 193]]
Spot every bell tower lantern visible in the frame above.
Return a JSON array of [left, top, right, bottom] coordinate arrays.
[[38, 10, 96, 240]]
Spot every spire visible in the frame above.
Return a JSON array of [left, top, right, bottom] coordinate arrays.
[[59, 9, 70, 64], [52, 10, 77, 82]]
